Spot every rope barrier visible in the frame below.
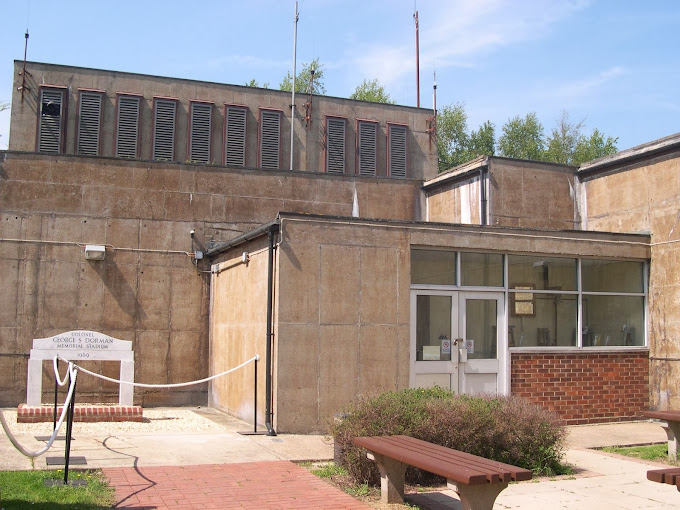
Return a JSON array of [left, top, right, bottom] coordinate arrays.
[[58, 354, 259, 388], [0, 362, 78, 458], [0, 354, 259, 459]]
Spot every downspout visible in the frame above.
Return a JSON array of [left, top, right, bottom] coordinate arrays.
[[265, 225, 279, 436], [479, 165, 488, 226]]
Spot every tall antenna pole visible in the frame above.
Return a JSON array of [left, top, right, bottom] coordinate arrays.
[[433, 70, 437, 142], [290, 1, 299, 171], [414, 10, 420, 108], [20, 30, 30, 104]]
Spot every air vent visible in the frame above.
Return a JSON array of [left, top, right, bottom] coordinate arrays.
[[77, 92, 102, 156], [189, 103, 212, 163], [153, 98, 177, 161], [259, 110, 281, 169], [38, 89, 64, 153], [225, 106, 247, 167], [116, 96, 140, 158], [358, 121, 377, 176], [388, 124, 407, 178], [326, 117, 346, 174]]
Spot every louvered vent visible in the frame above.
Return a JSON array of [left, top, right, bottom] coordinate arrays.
[[153, 99, 177, 161], [225, 107, 246, 167], [116, 96, 140, 158], [326, 118, 346, 174], [189, 103, 212, 163], [389, 125, 407, 178], [77, 92, 102, 156], [260, 110, 280, 169], [38, 89, 64, 153], [358, 121, 377, 176]]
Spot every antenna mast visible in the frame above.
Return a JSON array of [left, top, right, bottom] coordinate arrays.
[[290, 1, 299, 171], [414, 9, 420, 108], [19, 30, 30, 104]]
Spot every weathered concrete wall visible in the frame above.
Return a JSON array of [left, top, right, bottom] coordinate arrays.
[[10, 61, 438, 180], [424, 157, 577, 228], [0, 151, 424, 406], [511, 352, 649, 424], [274, 218, 412, 433], [487, 159, 577, 229], [581, 150, 680, 410], [209, 238, 269, 427], [211, 215, 648, 433]]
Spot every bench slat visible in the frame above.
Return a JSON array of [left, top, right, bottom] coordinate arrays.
[[353, 435, 532, 485], [648, 467, 680, 486], [644, 410, 680, 421]]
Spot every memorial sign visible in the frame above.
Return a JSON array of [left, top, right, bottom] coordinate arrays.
[[26, 331, 134, 407]]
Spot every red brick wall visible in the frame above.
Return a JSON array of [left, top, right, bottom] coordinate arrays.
[[511, 351, 649, 425]]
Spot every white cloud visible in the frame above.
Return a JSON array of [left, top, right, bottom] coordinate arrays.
[[349, 0, 592, 89], [551, 66, 629, 99]]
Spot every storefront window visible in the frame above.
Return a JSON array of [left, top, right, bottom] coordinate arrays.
[[582, 295, 644, 347], [508, 255, 577, 291], [461, 252, 503, 287], [508, 294, 577, 347], [411, 250, 456, 285], [582, 259, 644, 293]]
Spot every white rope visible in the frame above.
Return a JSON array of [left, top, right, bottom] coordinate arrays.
[[53, 356, 70, 386], [59, 354, 259, 389], [0, 363, 78, 458]]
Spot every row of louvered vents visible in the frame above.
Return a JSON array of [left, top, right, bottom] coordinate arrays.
[[38, 89, 407, 177]]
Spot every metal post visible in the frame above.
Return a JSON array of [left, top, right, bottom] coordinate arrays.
[[63, 372, 76, 485], [53, 358, 59, 431], [253, 358, 258, 433]]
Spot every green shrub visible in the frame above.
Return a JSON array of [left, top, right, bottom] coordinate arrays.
[[331, 388, 566, 485]]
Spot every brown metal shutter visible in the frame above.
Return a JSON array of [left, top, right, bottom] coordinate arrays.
[[388, 124, 407, 178], [77, 91, 102, 156], [38, 89, 65, 153], [358, 121, 377, 176], [225, 106, 247, 167], [153, 98, 177, 161], [259, 110, 280, 169], [189, 102, 212, 163], [116, 96, 140, 158], [326, 117, 346, 174]]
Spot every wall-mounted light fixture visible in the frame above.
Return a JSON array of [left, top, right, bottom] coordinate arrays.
[[84, 244, 106, 261]]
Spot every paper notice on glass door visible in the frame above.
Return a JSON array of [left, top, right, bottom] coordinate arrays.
[[465, 339, 474, 354]]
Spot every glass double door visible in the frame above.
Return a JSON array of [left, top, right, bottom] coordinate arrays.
[[410, 290, 505, 395]]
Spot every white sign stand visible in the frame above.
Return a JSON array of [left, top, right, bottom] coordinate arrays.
[[26, 331, 134, 407]]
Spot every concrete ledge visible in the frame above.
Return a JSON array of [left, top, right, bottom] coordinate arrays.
[[17, 404, 144, 423]]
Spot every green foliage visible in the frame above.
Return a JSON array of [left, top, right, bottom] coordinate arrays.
[[244, 78, 269, 89], [280, 58, 326, 95], [436, 103, 495, 171], [0, 469, 113, 509], [602, 443, 676, 463], [544, 111, 618, 166], [332, 388, 566, 486], [350, 79, 395, 104], [0, 100, 9, 111], [497, 113, 546, 160]]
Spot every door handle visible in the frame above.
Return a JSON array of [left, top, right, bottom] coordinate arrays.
[[453, 338, 463, 345]]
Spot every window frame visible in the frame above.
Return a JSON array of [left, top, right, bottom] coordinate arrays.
[[356, 119, 378, 177], [76, 89, 104, 157], [114, 93, 142, 159], [258, 108, 282, 170], [152, 96, 178, 161], [187, 100, 213, 164], [387, 122, 408, 178], [36, 85, 68, 154], [224, 104, 248, 167], [325, 116, 347, 174]]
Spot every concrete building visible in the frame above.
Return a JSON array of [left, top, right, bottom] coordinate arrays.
[[1, 60, 677, 433]]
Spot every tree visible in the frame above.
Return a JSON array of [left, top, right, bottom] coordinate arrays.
[[572, 128, 618, 165], [350, 79, 395, 104], [0, 101, 9, 112], [244, 79, 269, 89], [544, 110, 584, 165], [436, 103, 495, 171], [279, 58, 326, 95], [497, 113, 545, 160]]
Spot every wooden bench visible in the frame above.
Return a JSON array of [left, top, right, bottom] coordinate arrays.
[[352, 435, 532, 510], [644, 410, 680, 461], [647, 467, 680, 491]]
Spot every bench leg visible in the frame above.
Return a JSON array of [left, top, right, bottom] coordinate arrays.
[[661, 421, 680, 462], [447, 480, 509, 510], [366, 452, 408, 504]]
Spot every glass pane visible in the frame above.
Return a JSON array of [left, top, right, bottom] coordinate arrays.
[[582, 295, 644, 347], [416, 295, 452, 361], [412, 250, 456, 285], [465, 299, 497, 359], [508, 294, 577, 347], [582, 259, 644, 293], [461, 252, 503, 287], [508, 255, 577, 291]]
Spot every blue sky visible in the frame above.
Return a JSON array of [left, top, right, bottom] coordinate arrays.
[[1, 0, 678, 152]]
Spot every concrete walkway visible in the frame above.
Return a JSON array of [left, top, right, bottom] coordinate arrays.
[[2, 408, 680, 509]]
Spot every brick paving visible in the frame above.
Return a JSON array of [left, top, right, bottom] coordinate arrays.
[[103, 461, 372, 509]]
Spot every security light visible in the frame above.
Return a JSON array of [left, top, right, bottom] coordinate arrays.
[[84, 244, 106, 261]]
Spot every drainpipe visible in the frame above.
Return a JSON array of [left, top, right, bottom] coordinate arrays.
[[479, 165, 488, 226], [265, 225, 278, 436]]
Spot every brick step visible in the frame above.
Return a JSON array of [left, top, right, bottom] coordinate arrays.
[[17, 404, 143, 423]]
